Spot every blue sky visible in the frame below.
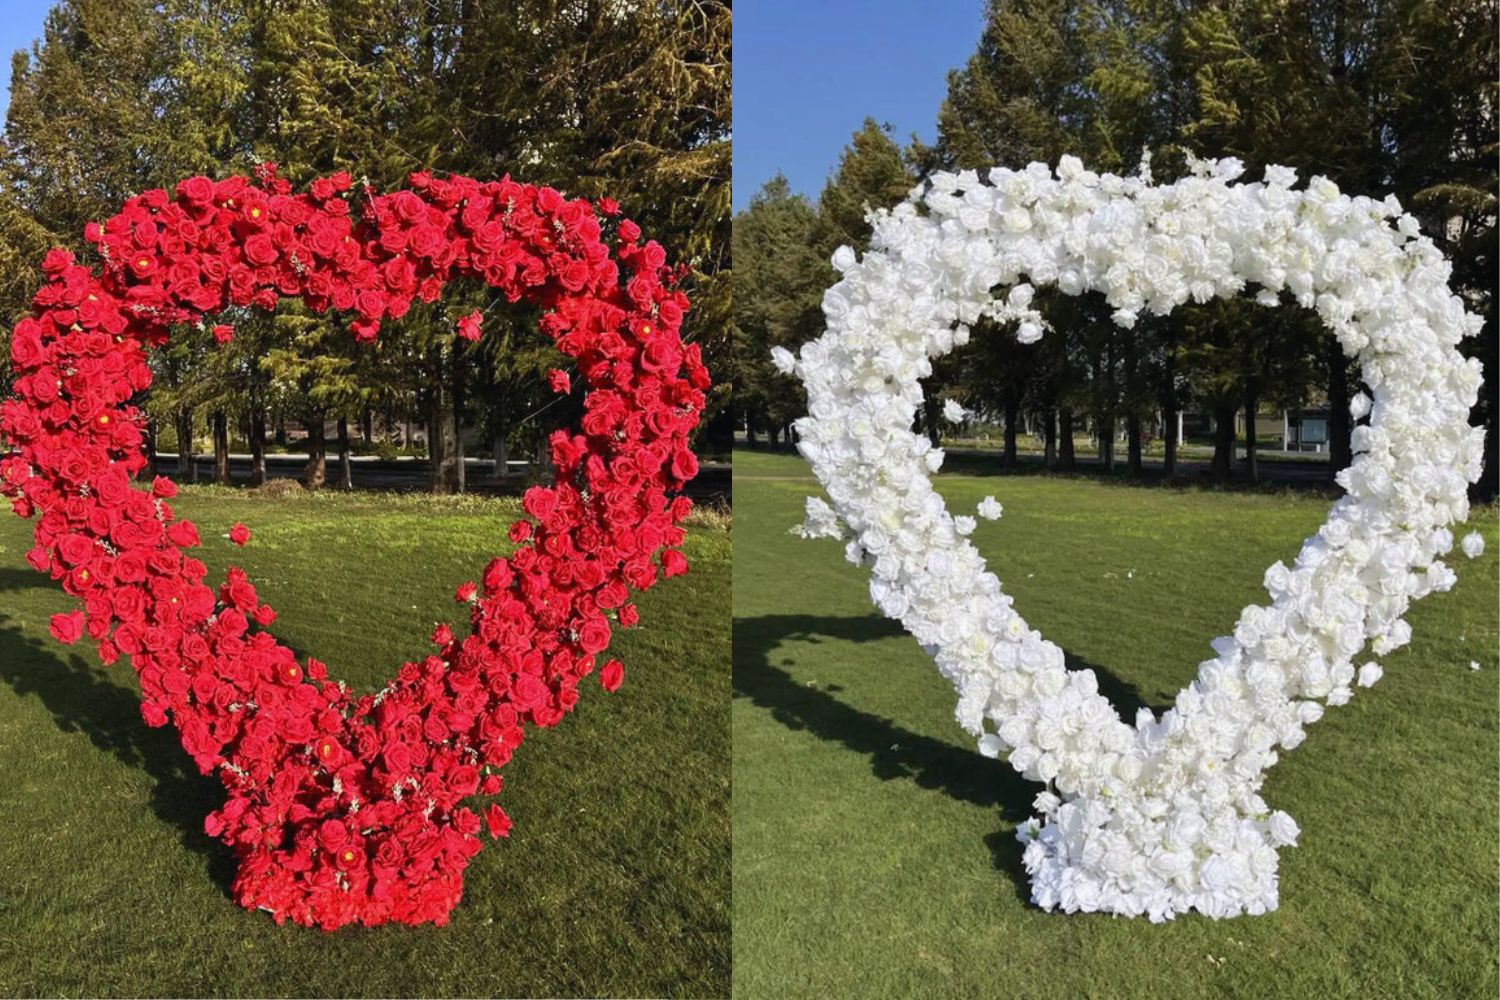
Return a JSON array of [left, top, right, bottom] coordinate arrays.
[[733, 1, 985, 211], [0, 1, 984, 209], [0, 0, 53, 118]]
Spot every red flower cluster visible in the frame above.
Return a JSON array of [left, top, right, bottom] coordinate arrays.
[[0, 166, 709, 929]]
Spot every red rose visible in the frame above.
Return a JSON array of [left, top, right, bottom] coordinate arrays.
[[57, 533, 95, 567], [560, 260, 590, 291], [599, 658, 624, 692], [510, 672, 548, 710], [671, 447, 699, 481], [355, 289, 386, 320], [482, 557, 513, 595], [640, 337, 679, 373], [455, 310, 482, 342], [453, 808, 481, 836], [577, 617, 611, 654], [522, 487, 557, 521], [662, 549, 689, 578], [485, 804, 512, 839], [317, 819, 349, 851], [212, 324, 234, 344], [448, 764, 480, 797], [177, 176, 214, 205], [41, 248, 74, 274], [228, 522, 250, 546], [547, 369, 571, 394], [227, 578, 257, 611], [49, 610, 85, 645], [166, 519, 200, 548], [383, 742, 412, 775]]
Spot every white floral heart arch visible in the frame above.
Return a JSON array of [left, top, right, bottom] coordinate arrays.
[[778, 155, 1487, 921]]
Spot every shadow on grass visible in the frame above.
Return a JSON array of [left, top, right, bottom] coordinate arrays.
[[732, 612, 1171, 899], [0, 590, 235, 898]]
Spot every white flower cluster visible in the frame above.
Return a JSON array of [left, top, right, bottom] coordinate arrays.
[[785, 156, 1486, 921]]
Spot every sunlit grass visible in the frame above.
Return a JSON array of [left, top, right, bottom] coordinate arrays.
[[0, 487, 730, 998], [733, 448, 1497, 1000]]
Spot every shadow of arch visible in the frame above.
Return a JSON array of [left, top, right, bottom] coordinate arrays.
[[0, 613, 235, 899], [732, 612, 1171, 896]]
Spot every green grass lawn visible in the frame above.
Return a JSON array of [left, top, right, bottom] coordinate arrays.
[[732, 448, 1497, 1000], [0, 488, 730, 998]]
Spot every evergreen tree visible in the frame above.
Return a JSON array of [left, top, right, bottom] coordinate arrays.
[[732, 176, 826, 446]]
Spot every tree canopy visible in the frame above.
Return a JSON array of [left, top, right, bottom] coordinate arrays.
[[1, 0, 732, 490], [734, 0, 1495, 496]]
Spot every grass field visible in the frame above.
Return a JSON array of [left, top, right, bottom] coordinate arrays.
[[0, 488, 730, 998], [732, 448, 1498, 999]]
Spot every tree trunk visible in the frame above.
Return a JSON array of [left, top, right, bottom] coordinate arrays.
[[768, 425, 781, 449], [492, 424, 509, 482], [1210, 403, 1236, 484], [1126, 412, 1142, 476], [360, 406, 373, 445], [428, 354, 461, 494], [144, 416, 158, 479], [1243, 387, 1260, 484], [921, 388, 941, 447], [452, 364, 466, 495], [1162, 404, 1179, 480], [212, 411, 231, 485], [745, 419, 758, 447], [175, 409, 193, 478], [429, 393, 460, 493], [303, 414, 327, 490], [274, 416, 287, 448], [1327, 342, 1352, 473], [1098, 412, 1115, 472], [1002, 398, 1018, 467], [1479, 347, 1498, 502], [1058, 409, 1076, 470], [249, 406, 267, 486], [1043, 408, 1057, 469], [1161, 327, 1179, 479], [337, 417, 353, 490]]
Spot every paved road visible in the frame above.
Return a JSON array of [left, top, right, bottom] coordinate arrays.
[[738, 442, 1338, 490], [944, 447, 1338, 487], [160, 453, 733, 506]]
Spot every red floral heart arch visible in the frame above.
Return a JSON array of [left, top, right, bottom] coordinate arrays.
[[0, 165, 709, 929]]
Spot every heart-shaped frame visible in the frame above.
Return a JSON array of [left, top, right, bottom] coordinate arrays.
[[784, 156, 1485, 920], [1, 166, 710, 929]]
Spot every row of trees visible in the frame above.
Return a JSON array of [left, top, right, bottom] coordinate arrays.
[[734, 0, 1496, 495], [0, 0, 731, 491]]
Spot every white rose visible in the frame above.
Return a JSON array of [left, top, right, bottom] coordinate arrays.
[[1267, 811, 1300, 847], [1461, 532, 1484, 559]]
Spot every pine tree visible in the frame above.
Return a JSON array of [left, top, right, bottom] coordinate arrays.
[[732, 176, 827, 446], [815, 119, 914, 256]]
